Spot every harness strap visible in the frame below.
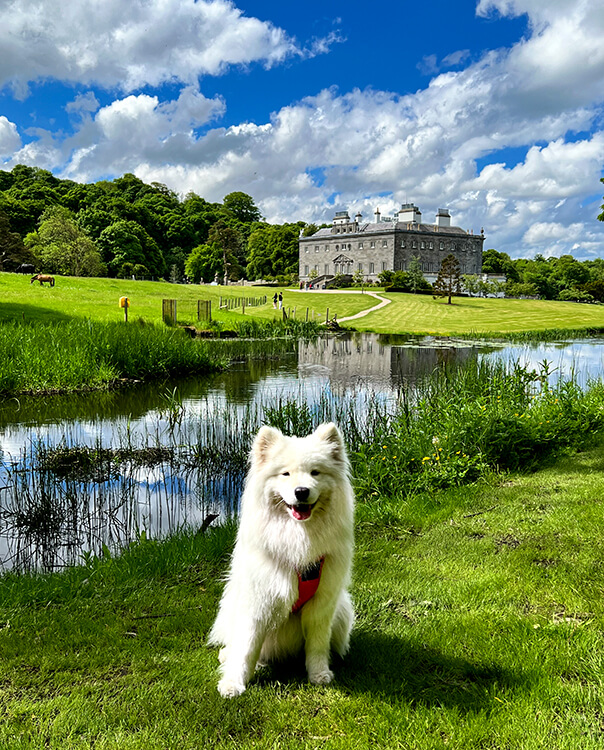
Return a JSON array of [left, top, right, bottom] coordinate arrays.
[[292, 557, 325, 613]]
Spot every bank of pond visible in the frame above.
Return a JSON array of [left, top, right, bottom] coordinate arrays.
[[1, 337, 603, 572]]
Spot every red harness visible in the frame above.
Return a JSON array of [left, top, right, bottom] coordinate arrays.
[[292, 557, 325, 613]]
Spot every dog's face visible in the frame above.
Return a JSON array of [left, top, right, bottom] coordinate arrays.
[[251, 423, 348, 522]]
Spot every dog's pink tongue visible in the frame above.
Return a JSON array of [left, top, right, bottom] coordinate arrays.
[[292, 505, 312, 520]]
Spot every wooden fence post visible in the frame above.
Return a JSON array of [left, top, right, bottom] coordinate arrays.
[[162, 299, 177, 325]]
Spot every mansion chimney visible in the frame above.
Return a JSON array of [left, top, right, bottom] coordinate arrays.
[[374, 207, 381, 223], [436, 208, 451, 228], [397, 203, 422, 224]]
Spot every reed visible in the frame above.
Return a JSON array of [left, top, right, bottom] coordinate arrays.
[[4, 358, 603, 573], [0, 319, 226, 395]]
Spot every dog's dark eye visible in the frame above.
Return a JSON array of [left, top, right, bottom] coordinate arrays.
[[310, 470, 320, 476]]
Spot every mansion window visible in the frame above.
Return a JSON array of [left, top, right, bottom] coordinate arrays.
[[412, 241, 417, 248], [304, 265, 309, 275], [359, 242, 364, 249], [315, 246, 319, 252], [382, 240, 387, 247], [369, 263, 375, 274], [370, 241, 375, 248], [357, 263, 363, 271], [421, 241, 425, 249], [324, 264, 329, 275], [439, 242, 444, 250], [381, 261, 387, 271], [401, 240, 406, 248]]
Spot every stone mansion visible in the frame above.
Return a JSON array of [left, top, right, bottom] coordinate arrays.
[[299, 203, 484, 285]]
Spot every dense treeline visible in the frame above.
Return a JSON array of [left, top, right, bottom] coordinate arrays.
[[480, 248, 604, 302], [1, 164, 604, 301], [0, 165, 306, 283]]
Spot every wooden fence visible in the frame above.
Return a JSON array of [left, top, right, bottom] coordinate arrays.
[[219, 295, 267, 313], [162, 299, 212, 325]]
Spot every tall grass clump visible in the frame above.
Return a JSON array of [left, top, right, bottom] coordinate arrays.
[[465, 326, 604, 342], [266, 359, 604, 500], [229, 316, 322, 339], [0, 319, 226, 395]]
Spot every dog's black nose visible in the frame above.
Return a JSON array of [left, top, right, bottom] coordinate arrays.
[[294, 486, 310, 502]]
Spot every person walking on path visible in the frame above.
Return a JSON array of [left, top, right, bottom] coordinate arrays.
[[278, 292, 283, 310], [273, 292, 278, 309]]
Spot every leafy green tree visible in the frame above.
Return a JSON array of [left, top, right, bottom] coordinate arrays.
[[482, 248, 519, 282], [98, 220, 165, 278], [377, 269, 394, 286], [208, 220, 245, 281], [0, 210, 33, 270], [407, 255, 426, 293], [24, 206, 105, 276], [222, 192, 262, 224], [433, 254, 462, 304], [462, 274, 480, 296], [385, 271, 412, 292], [185, 243, 223, 283], [551, 254, 590, 288], [246, 223, 300, 280]]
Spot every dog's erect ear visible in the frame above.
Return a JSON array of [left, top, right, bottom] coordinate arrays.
[[252, 425, 283, 466], [313, 422, 345, 462]]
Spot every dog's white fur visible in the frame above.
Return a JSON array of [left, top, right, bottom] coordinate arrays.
[[208, 422, 355, 698]]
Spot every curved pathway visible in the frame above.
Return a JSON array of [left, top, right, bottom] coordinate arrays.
[[292, 288, 391, 322], [334, 291, 391, 322]]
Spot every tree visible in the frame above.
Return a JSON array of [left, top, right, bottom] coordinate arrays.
[[0, 210, 32, 270], [433, 254, 462, 304], [246, 223, 301, 280], [407, 255, 426, 293], [185, 243, 224, 283], [222, 192, 262, 224], [462, 274, 480, 296], [24, 206, 105, 276], [208, 220, 245, 281], [97, 220, 165, 278]]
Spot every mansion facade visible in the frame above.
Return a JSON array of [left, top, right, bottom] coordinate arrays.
[[299, 204, 484, 285]]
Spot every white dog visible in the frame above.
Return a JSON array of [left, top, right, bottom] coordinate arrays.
[[208, 422, 355, 698]]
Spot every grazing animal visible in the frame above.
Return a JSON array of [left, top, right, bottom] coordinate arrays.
[[208, 422, 355, 698], [30, 274, 55, 287]]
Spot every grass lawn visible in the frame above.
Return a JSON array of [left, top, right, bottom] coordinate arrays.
[[1, 442, 603, 748], [346, 292, 604, 336], [4, 272, 604, 335], [0, 273, 374, 327]]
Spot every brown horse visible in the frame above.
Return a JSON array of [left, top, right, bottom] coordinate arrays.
[[30, 274, 55, 287]]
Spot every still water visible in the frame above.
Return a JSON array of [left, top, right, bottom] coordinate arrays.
[[1, 332, 603, 571]]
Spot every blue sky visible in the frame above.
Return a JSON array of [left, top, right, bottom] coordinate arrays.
[[1, 0, 604, 260]]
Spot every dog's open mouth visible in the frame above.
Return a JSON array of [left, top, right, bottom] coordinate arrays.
[[290, 502, 316, 521]]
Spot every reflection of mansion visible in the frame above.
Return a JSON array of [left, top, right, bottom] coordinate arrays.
[[299, 203, 485, 286]]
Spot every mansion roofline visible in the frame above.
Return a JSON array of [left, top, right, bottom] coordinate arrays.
[[299, 203, 485, 284]]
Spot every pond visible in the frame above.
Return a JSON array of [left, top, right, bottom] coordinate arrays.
[[1, 332, 603, 571]]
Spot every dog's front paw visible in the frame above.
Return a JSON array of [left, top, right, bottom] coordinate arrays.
[[218, 677, 246, 698], [308, 668, 334, 685]]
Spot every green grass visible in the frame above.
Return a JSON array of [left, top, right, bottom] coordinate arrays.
[[0, 443, 603, 748], [0, 319, 226, 394], [4, 271, 604, 335], [347, 292, 604, 336], [0, 273, 373, 327]]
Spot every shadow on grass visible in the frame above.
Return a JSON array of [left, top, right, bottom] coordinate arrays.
[[255, 629, 530, 713], [0, 303, 74, 324]]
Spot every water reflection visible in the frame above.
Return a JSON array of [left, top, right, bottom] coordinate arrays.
[[1, 333, 603, 572]]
